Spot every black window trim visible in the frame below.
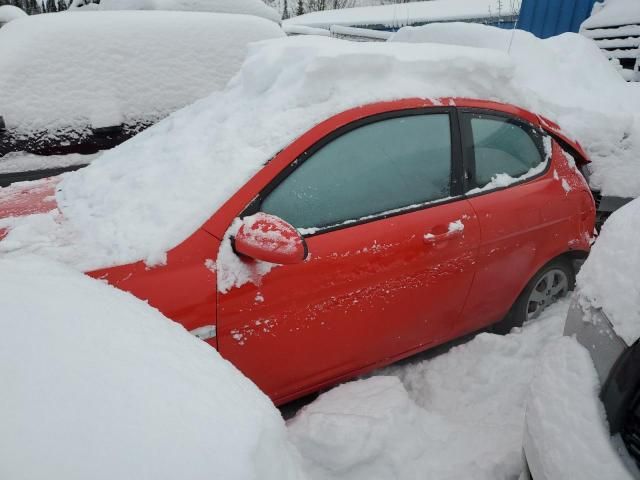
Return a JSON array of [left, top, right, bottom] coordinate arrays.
[[459, 108, 551, 198], [242, 107, 465, 238]]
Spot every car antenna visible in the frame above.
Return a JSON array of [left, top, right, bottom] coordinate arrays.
[[507, 0, 521, 55]]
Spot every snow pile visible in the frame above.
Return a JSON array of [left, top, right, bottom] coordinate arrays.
[[582, 0, 640, 29], [390, 22, 640, 198], [284, 0, 517, 30], [96, 0, 281, 23], [0, 254, 305, 480], [576, 198, 640, 345], [0, 5, 26, 24], [288, 301, 568, 480], [524, 337, 636, 480], [0, 11, 284, 135]]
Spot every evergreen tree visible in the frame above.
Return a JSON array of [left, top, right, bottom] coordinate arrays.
[[282, 0, 289, 20], [57, 0, 67, 11], [296, 0, 303, 16]]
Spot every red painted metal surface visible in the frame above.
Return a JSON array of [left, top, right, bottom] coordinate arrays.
[[0, 98, 595, 405]]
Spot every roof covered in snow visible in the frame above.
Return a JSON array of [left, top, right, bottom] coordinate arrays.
[[0, 5, 27, 24], [0, 254, 305, 480], [285, 0, 519, 29], [93, 0, 281, 23], [582, 0, 640, 29], [0, 11, 284, 135], [576, 198, 640, 346]]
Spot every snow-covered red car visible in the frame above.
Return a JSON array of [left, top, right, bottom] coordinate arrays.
[[0, 37, 596, 405], [523, 198, 640, 480]]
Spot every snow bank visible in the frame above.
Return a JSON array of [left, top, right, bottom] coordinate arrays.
[[96, 0, 281, 23], [0, 11, 284, 135], [0, 254, 305, 480], [582, 0, 640, 29], [0, 151, 100, 174], [524, 337, 636, 480], [288, 300, 569, 480], [390, 22, 640, 199], [0, 5, 26, 24], [284, 0, 517, 30], [576, 198, 640, 346]]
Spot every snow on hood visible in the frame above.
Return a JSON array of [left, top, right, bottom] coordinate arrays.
[[0, 5, 26, 24], [0, 11, 284, 135], [582, 0, 640, 29], [0, 30, 629, 271], [0, 254, 305, 480], [390, 22, 640, 199], [96, 0, 281, 23], [576, 198, 640, 346], [524, 337, 636, 479]]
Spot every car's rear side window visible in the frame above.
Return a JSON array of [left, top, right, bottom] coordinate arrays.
[[260, 113, 452, 230], [468, 115, 544, 188]]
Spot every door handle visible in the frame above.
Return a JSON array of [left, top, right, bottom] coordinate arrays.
[[423, 221, 465, 244]]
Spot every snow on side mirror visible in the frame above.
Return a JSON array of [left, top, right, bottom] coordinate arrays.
[[233, 213, 307, 265]]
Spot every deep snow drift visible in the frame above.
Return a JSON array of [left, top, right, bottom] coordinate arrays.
[[524, 337, 636, 480], [0, 35, 570, 270], [0, 255, 305, 480], [0, 11, 284, 135], [390, 22, 640, 199], [576, 198, 640, 345], [288, 301, 570, 480]]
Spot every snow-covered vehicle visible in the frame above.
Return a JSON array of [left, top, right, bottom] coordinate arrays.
[[581, 0, 640, 82], [522, 198, 640, 480], [0, 37, 596, 405], [0, 10, 284, 187]]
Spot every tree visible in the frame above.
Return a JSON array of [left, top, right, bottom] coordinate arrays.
[[296, 0, 303, 16], [282, 0, 288, 20]]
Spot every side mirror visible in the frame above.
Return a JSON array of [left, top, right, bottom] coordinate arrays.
[[233, 213, 308, 265]]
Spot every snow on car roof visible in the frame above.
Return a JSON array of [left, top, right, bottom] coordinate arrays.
[[0, 11, 284, 135], [0, 254, 305, 480], [1, 35, 525, 270], [94, 0, 281, 23], [285, 0, 518, 29], [390, 22, 640, 199], [577, 198, 640, 346], [0, 28, 637, 271], [582, 0, 640, 29], [0, 5, 27, 24]]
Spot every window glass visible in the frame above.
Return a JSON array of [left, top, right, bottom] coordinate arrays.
[[260, 114, 452, 230], [470, 116, 543, 188]]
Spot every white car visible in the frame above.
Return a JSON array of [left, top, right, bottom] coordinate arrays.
[[522, 197, 640, 479]]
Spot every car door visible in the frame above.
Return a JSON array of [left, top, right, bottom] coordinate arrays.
[[216, 109, 480, 403], [456, 109, 572, 335]]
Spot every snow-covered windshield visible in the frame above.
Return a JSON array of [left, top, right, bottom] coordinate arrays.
[[577, 198, 640, 346]]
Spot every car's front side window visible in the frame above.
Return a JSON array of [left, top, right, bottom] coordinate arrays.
[[467, 115, 544, 189], [260, 113, 452, 231]]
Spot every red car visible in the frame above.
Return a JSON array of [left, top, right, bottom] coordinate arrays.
[[0, 98, 595, 405]]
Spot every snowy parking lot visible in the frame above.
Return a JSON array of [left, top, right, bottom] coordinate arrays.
[[1, 1, 640, 479]]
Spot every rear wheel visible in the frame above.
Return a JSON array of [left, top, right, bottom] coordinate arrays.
[[493, 258, 575, 334]]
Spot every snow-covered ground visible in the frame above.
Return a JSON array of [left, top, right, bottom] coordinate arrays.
[[288, 300, 570, 480]]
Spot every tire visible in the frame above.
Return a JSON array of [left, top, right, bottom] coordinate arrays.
[[493, 258, 575, 334]]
